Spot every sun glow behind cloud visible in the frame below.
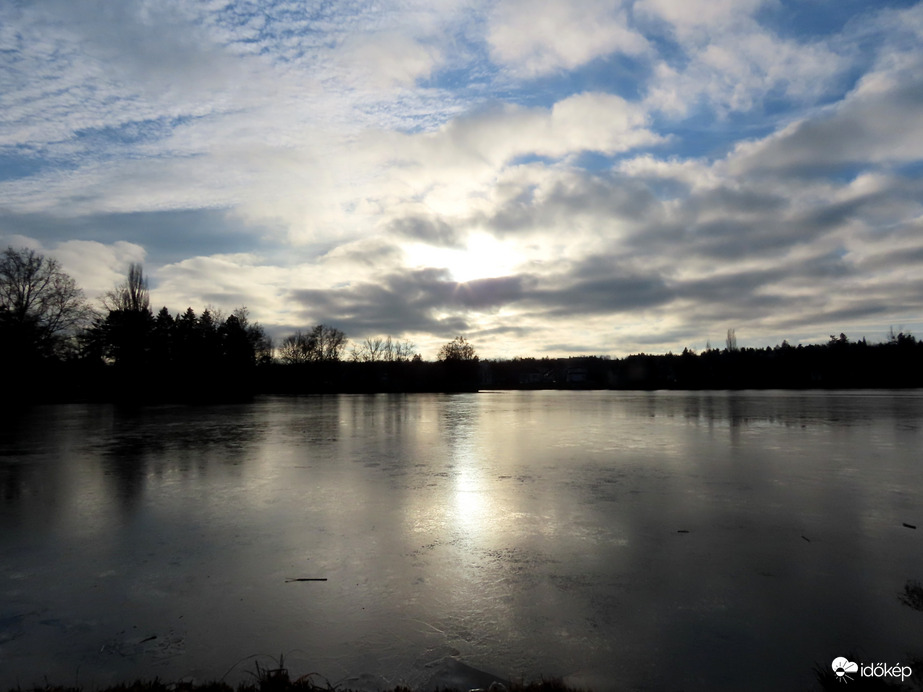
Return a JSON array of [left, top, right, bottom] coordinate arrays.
[[404, 233, 520, 283]]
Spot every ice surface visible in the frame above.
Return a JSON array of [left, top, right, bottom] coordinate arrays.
[[1, 391, 921, 691]]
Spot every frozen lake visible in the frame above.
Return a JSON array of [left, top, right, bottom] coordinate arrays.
[[1, 391, 922, 691]]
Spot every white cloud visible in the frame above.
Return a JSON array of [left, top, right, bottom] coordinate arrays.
[[389, 91, 661, 177], [153, 253, 293, 320], [487, 0, 648, 77], [638, 0, 845, 116], [53, 240, 148, 299], [335, 32, 443, 88], [636, 0, 765, 36]]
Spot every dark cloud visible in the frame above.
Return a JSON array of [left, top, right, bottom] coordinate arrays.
[[686, 186, 788, 217], [388, 215, 463, 247], [857, 244, 923, 271], [200, 292, 252, 308], [0, 208, 269, 266], [288, 269, 532, 336], [624, 179, 921, 262], [322, 238, 404, 267], [791, 251, 854, 280], [679, 268, 789, 302], [483, 171, 660, 234], [527, 274, 674, 317], [771, 302, 896, 331], [285, 259, 681, 340]]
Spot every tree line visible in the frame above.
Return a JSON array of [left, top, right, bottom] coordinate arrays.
[[0, 247, 479, 401], [486, 331, 923, 390], [3, 245, 921, 402]]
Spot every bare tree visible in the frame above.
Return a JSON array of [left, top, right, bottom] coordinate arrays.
[[0, 246, 89, 353], [725, 328, 738, 352], [363, 336, 386, 362], [311, 324, 348, 362], [230, 307, 273, 365], [392, 338, 417, 362], [104, 263, 150, 313], [280, 325, 348, 363], [278, 329, 314, 364], [351, 335, 418, 363]]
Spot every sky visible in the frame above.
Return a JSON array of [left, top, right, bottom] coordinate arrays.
[[2, 0, 923, 359]]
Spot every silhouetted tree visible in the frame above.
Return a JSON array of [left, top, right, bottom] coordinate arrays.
[[725, 328, 738, 352], [887, 326, 917, 347], [197, 308, 220, 361], [151, 306, 175, 368], [173, 306, 199, 367], [103, 262, 150, 313], [438, 335, 478, 362], [311, 324, 347, 361], [90, 264, 154, 374], [0, 246, 89, 359], [351, 335, 417, 362], [279, 324, 347, 363], [374, 336, 417, 362], [436, 336, 479, 391], [226, 307, 272, 366], [279, 329, 314, 365], [353, 336, 385, 362], [97, 307, 153, 371], [220, 313, 252, 368]]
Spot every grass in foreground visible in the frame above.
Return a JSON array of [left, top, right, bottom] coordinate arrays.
[[6, 656, 587, 692], [6, 679, 583, 692]]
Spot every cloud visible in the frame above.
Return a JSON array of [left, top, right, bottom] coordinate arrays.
[[289, 268, 532, 329], [0, 0, 465, 237], [52, 240, 147, 299], [388, 215, 463, 248], [0, 1, 249, 152], [527, 272, 674, 317], [371, 91, 663, 221], [636, 0, 765, 35], [424, 91, 661, 164], [728, 52, 923, 174], [638, 0, 845, 116], [153, 253, 292, 319], [320, 237, 407, 268], [335, 31, 443, 88], [487, 0, 648, 77], [480, 166, 660, 235]]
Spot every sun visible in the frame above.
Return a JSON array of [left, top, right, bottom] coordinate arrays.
[[405, 232, 519, 282]]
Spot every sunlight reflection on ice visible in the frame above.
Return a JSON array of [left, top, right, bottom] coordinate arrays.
[[1, 392, 922, 692]]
